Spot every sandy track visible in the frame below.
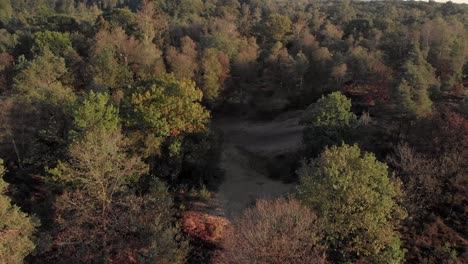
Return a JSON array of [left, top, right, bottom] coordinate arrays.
[[213, 111, 304, 219]]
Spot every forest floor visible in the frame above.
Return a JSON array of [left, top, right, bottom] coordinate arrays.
[[211, 110, 304, 219]]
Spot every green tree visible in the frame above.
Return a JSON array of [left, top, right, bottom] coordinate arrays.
[[102, 8, 139, 36], [329, 0, 356, 24], [265, 13, 292, 43], [55, 0, 74, 14], [71, 91, 120, 139], [395, 44, 438, 118], [0, 159, 39, 264], [297, 144, 406, 263], [130, 39, 166, 80], [168, 0, 203, 20], [51, 100, 144, 259], [14, 50, 70, 98], [301, 92, 357, 155], [12, 50, 76, 168], [49, 88, 189, 261], [0, 0, 12, 22], [31, 31, 82, 86], [50, 127, 189, 261], [201, 48, 230, 103], [52, 123, 145, 210], [31, 31, 74, 58], [89, 46, 133, 91], [420, 17, 466, 92], [123, 74, 210, 158], [90, 27, 165, 90], [0, 28, 15, 53], [443, 37, 467, 91], [204, 18, 241, 59]]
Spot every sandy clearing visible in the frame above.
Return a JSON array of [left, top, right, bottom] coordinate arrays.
[[212, 110, 304, 219]]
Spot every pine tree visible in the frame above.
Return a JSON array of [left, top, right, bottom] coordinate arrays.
[[395, 44, 438, 118]]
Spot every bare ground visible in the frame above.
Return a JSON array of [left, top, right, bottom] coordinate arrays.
[[212, 110, 305, 219]]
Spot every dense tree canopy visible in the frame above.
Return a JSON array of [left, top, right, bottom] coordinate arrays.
[[0, 0, 466, 262], [49, 92, 188, 261]]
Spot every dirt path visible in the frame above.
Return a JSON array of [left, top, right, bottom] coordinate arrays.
[[212, 110, 304, 219]]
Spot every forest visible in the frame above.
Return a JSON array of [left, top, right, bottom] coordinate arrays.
[[0, 0, 467, 263]]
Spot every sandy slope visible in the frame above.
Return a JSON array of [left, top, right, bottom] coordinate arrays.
[[213, 110, 304, 219]]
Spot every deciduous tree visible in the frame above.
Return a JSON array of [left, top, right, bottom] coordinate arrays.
[[166, 36, 198, 81], [11, 50, 76, 168], [301, 92, 357, 155], [264, 13, 292, 43], [201, 48, 230, 103], [49, 92, 188, 261], [90, 26, 165, 90], [298, 144, 406, 263], [0, 0, 12, 22], [122, 74, 209, 160]]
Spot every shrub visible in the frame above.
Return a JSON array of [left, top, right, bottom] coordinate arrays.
[[217, 198, 327, 264]]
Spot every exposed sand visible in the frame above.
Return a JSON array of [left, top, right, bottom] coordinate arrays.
[[213, 110, 304, 219]]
